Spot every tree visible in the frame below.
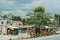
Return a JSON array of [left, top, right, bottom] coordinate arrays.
[[11, 16, 22, 21], [26, 6, 52, 27], [22, 19, 27, 25], [33, 6, 45, 13], [2, 13, 13, 20], [0, 11, 4, 20], [54, 14, 60, 27], [0, 12, 22, 21]]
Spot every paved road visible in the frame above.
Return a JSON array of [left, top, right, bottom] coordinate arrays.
[[27, 34, 60, 40], [0, 33, 29, 40], [0, 34, 60, 40], [0, 35, 18, 40]]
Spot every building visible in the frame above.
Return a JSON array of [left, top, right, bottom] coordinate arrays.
[[0, 20, 23, 35], [0, 20, 12, 34], [12, 21, 23, 28]]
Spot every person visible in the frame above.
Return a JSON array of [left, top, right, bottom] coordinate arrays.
[[27, 28, 33, 38], [35, 27, 40, 37], [43, 29, 48, 36]]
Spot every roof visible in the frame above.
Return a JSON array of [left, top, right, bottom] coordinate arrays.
[[12, 21, 23, 25], [21, 25, 33, 28]]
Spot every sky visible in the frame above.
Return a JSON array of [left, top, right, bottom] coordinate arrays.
[[0, 0, 60, 18]]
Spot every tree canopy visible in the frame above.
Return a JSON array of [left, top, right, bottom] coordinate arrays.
[[25, 6, 52, 27], [0, 12, 22, 21], [54, 14, 60, 27], [11, 16, 22, 21]]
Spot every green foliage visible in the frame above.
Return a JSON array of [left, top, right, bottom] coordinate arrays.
[[55, 14, 60, 27], [0, 12, 22, 21], [11, 16, 22, 21], [33, 6, 45, 13], [22, 19, 27, 25], [25, 6, 52, 27], [55, 14, 60, 19], [2, 13, 12, 20]]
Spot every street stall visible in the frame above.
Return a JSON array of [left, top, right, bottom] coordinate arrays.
[[27, 26, 57, 38]]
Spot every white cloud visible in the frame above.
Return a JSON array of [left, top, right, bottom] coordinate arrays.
[[2, 9, 27, 18], [21, 0, 60, 13], [11, 9, 27, 18], [0, 0, 15, 6], [2, 11, 11, 14], [0, 0, 28, 18], [20, 0, 43, 9], [0, 0, 60, 18]]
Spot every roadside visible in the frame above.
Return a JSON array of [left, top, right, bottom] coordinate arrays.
[[26, 34, 60, 40], [0, 33, 60, 40]]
